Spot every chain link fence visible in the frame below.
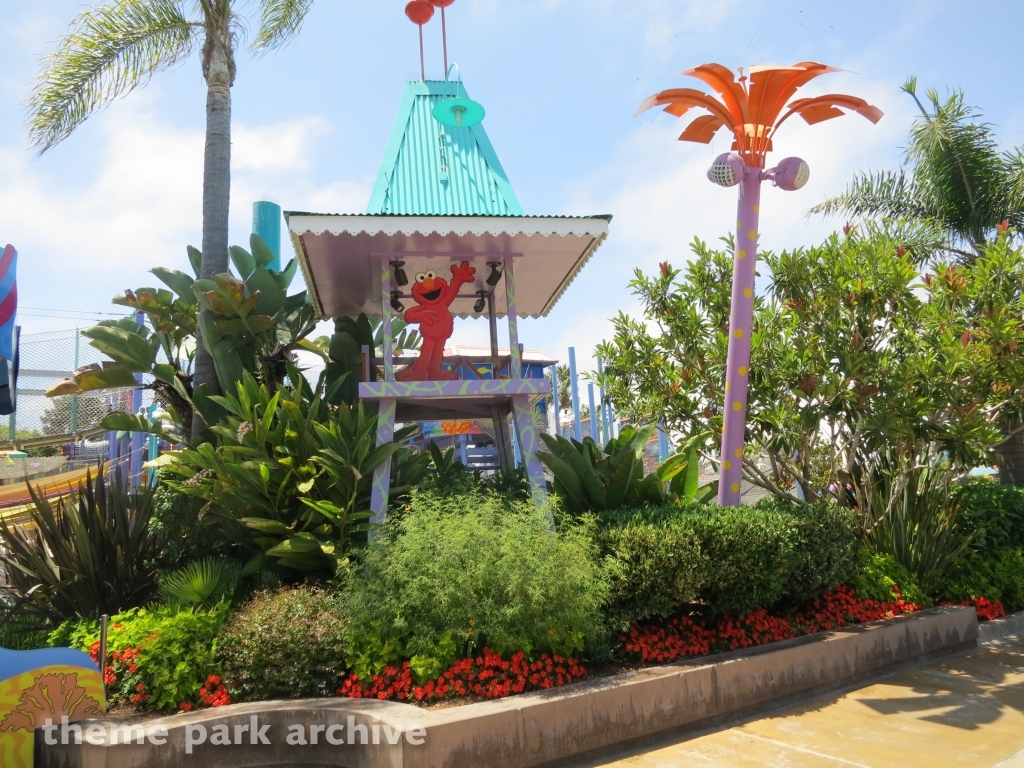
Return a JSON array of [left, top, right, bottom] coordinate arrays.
[[1, 328, 151, 462]]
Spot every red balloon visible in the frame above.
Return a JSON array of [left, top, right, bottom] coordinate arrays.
[[405, 0, 435, 25], [429, 0, 456, 6]]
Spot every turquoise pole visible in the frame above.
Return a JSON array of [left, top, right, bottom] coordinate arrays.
[[252, 201, 282, 272]]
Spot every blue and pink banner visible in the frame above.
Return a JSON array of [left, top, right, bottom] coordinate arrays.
[[0, 245, 16, 361]]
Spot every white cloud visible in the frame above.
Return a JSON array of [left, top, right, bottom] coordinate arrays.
[[0, 100, 369, 335]]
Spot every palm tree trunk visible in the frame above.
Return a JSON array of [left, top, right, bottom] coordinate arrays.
[[192, 32, 234, 438], [996, 418, 1024, 486]]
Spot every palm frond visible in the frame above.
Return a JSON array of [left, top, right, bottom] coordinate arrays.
[[250, 0, 314, 54], [159, 556, 240, 609], [810, 169, 930, 222], [27, 0, 197, 153]]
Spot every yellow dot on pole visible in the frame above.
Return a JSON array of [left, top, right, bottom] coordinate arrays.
[[754, 205, 760, 214], [725, 382, 730, 392], [737, 220, 742, 229], [739, 366, 748, 376], [723, 460, 731, 470], [733, 401, 742, 411], [735, 448, 743, 458], [734, 329, 744, 338], [737, 249, 747, 260], [748, 230, 757, 240], [743, 288, 753, 298], [731, 483, 741, 493]]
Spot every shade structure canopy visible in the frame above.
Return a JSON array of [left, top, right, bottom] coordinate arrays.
[[286, 213, 610, 319]]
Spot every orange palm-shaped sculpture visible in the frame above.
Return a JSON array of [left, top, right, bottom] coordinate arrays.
[[638, 63, 881, 507], [637, 62, 882, 167]]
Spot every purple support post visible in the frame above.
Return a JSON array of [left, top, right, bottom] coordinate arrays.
[[718, 167, 762, 506], [512, 395, 550, 511], [504, 257, 522, 380], [370, 398, 396, 524], [381, 262, 395, 382]]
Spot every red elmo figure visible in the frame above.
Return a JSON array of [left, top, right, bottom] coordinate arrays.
[[396, 261, 476, 381]]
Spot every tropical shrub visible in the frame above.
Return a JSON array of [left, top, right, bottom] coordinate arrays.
[[216, 586, 349, 702], [596, 232, 1024, 502], [940, 549, 1024, 612], [50, 605, 228, 712], [859, 450, 974, 594], [149, 481, 223, 574], [0, 468, 158, 628], [955, 481, 1024, 551], [344, 492, 608, 680], [600, 500, 860, 619], [167, 367, 427, 579], [538, 424, 709, 515], [849, 549, 929, 607]]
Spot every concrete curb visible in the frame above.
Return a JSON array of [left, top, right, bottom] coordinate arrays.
[[979, 609, 1024, 644], [37, 606, 978, 768]]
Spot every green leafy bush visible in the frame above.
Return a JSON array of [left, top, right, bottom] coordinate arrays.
[[149, 481, 223, 574], [168, 368, 428, 579], [50, 605, 227, 712], [599, 513, 708, 629], [344, 492, 607, 677], [940, 548, 1024, 612], [955, 481, 1024, 551], [216, 586, 348, 701], [600, 500, 860, 619], [849, 549, 929, 606]]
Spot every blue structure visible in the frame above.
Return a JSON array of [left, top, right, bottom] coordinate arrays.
[[368, 80, 523, 217], [252, 201, 283, 272]]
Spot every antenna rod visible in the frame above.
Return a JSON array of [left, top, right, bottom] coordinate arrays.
[[442, 6, 449, 74], [419, 25, 426, 80]]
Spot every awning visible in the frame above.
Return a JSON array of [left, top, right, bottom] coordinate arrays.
[[286, 213, 611, 319]]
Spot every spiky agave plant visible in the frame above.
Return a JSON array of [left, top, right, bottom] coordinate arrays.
[[0, 467, 159, 628]]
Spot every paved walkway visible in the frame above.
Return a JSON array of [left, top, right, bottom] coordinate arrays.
[[586, 635, 1024, 768]]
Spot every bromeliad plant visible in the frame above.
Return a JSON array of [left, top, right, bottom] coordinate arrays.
[[538, 424, 711, 515], [166, 366, 428, 579]]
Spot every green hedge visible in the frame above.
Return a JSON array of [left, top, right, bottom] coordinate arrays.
[[600, 500, 861, 625], [955, 481, 1024, 551], [940, 548, 1024, 612]]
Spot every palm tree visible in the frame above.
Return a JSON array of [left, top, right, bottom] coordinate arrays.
[[812, 78, 1024, 259], [813, 79, 1024, 486], [27, 0, 315, 434]]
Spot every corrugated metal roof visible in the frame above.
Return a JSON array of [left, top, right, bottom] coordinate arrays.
[[367, 80, 524, 216]]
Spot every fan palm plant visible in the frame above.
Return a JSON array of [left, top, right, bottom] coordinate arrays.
[[813, 79, 1024, 486], [27, 0, 316, 434]]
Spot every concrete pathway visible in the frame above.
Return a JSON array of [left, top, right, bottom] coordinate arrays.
[[585, 635, 1024, 768]]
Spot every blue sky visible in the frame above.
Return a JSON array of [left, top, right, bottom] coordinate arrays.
[[1, 0, 1022, 371]]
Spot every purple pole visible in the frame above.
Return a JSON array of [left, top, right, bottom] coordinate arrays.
[[717, 167, 762, 507]]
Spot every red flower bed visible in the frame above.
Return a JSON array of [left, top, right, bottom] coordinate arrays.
[[337, 649, 587, 703], [623, 585, 921, 664], [940, 596, 1006, 621]]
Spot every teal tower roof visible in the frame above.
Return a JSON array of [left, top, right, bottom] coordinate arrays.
[[367, 80, 524, 216]]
